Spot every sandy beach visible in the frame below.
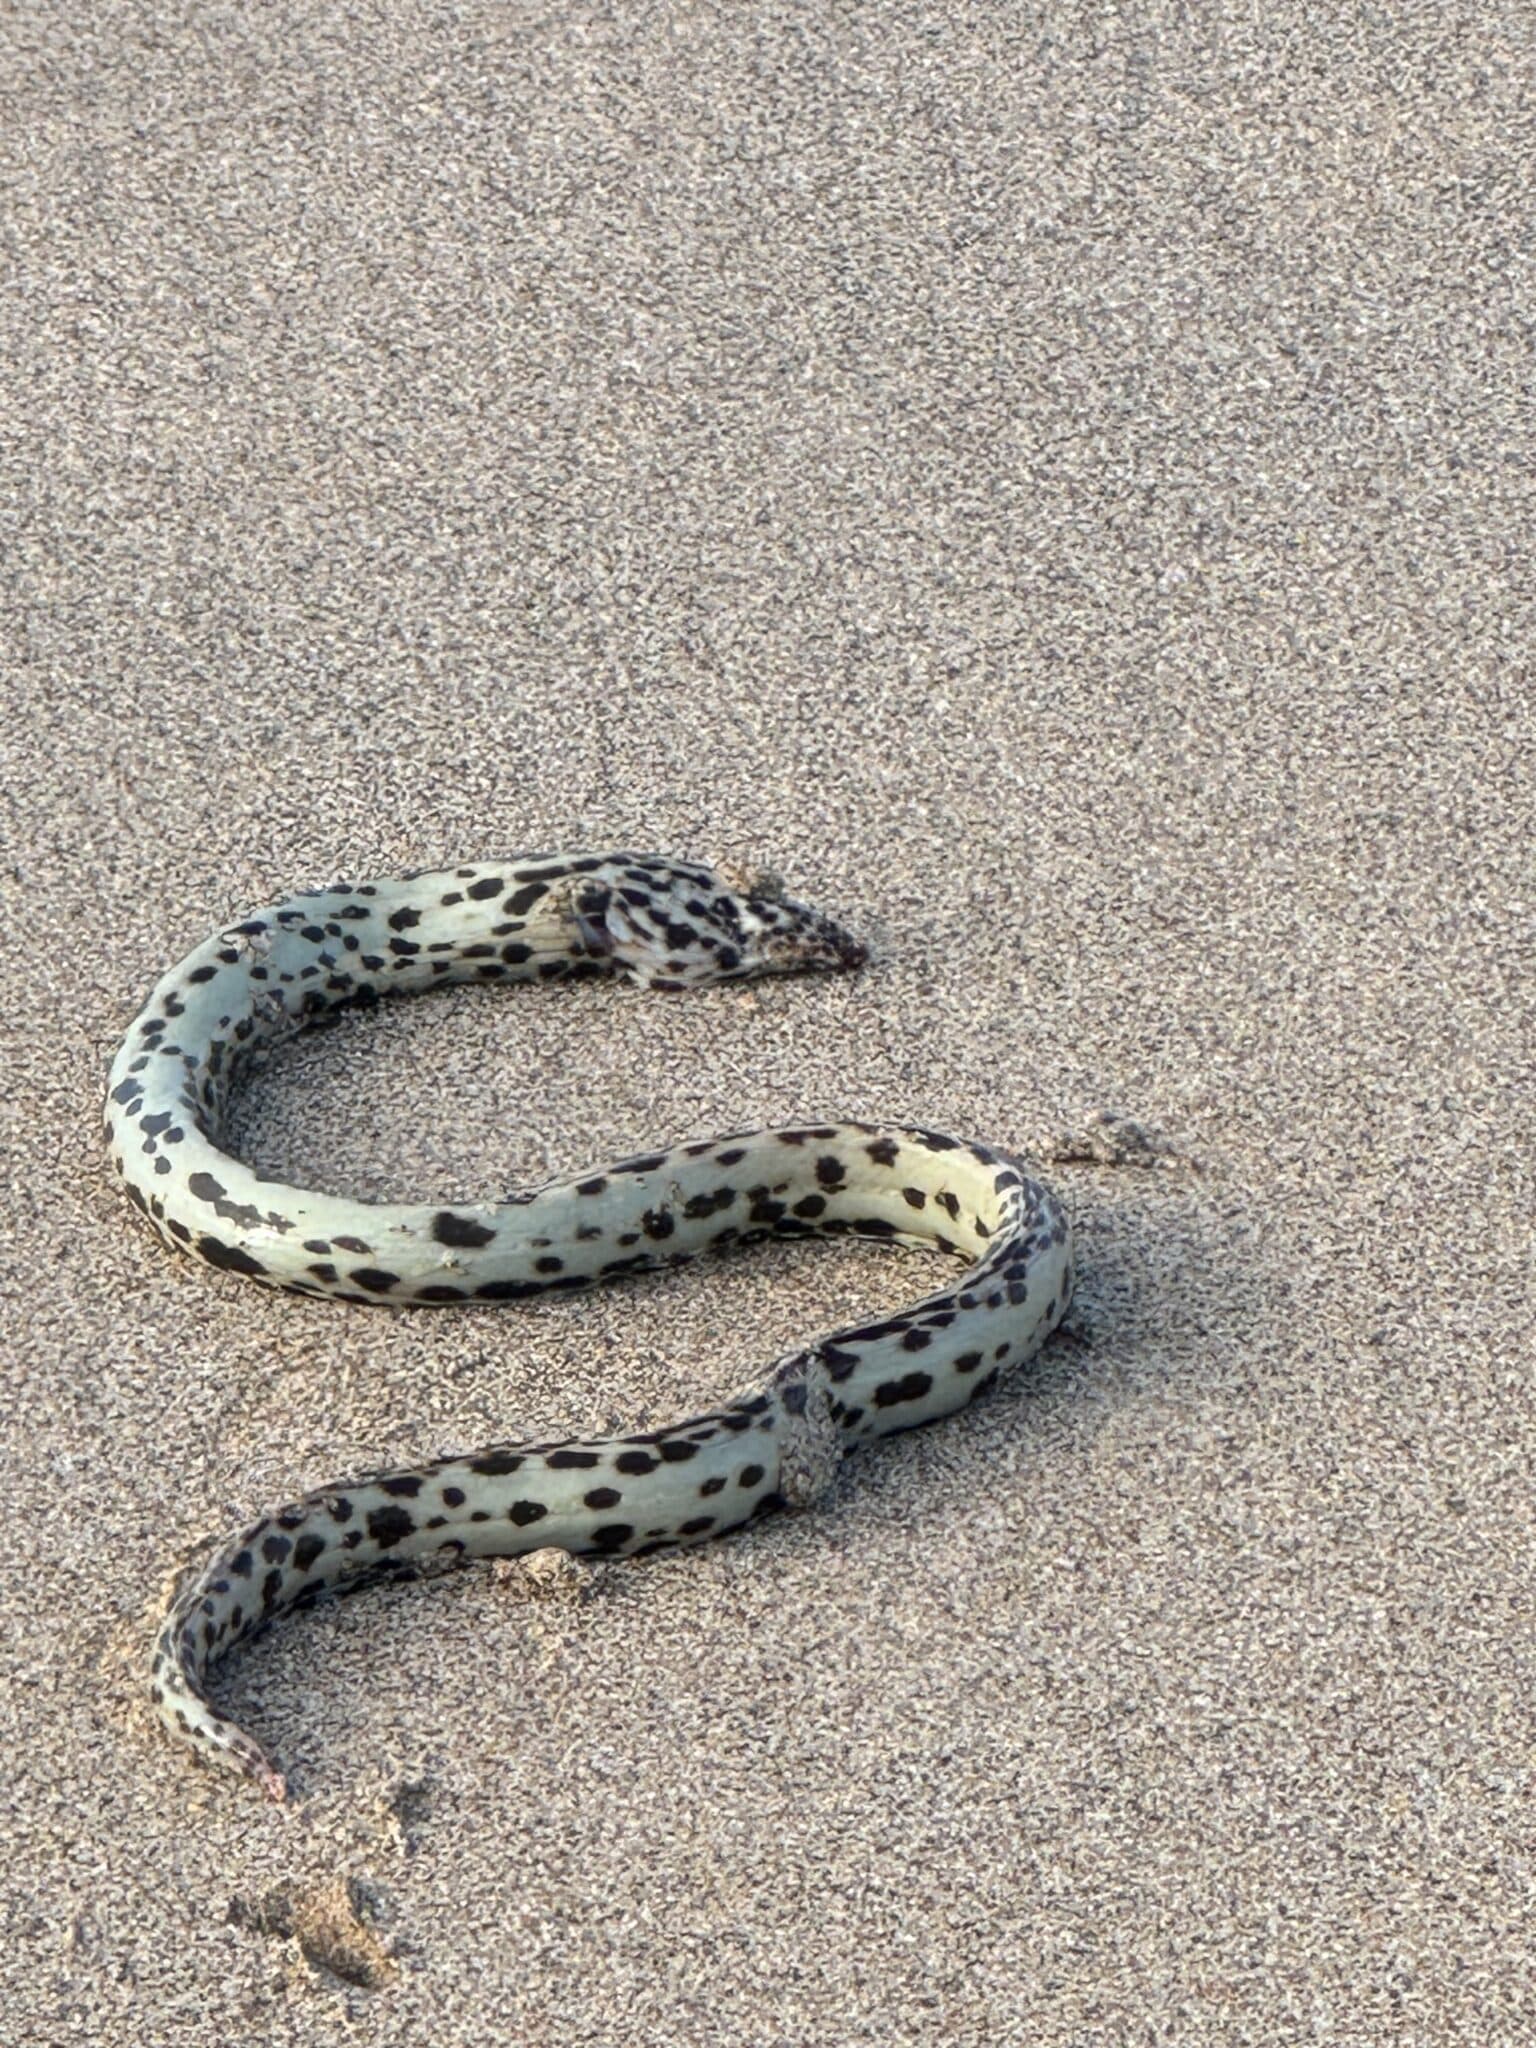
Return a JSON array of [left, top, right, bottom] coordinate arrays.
[[2, 4, 1530, 2041]]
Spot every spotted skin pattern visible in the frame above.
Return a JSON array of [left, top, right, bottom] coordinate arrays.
[[105, 855, 1073, 1797]]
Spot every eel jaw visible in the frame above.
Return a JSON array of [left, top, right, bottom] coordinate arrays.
[[739, 887, 868, 976]]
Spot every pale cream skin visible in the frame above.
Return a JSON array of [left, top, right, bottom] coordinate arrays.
[[107, 855, 1072, 1797]]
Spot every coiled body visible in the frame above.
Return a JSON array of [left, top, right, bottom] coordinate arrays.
[[106, 854, 1072, 1796]]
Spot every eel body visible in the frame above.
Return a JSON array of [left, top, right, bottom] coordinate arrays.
[[105, 854, 1072, 1796]]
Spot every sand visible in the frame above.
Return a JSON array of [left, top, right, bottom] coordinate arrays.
[[1, 3, 1531, 2041]]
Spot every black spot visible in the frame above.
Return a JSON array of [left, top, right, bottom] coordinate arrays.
[[902, 1186, 927, 1209], [261, 1533, 292, 1563], [738, 1464, 766, 1488], [469, 1450, 523, 1476], [441, 1485, 466, 1506], [388, 906, 421, 930], [380, 1474, 423, 1496], [327, 1496, 354, 1522], [658, 1439, 699, 1463], [815, 1155, 846, 1189], [187, 1171, 227, 1203], [900, 1329, 933, 1352], [679, 1516, 715, 1537], [546, 1449, 599, 1470], [576, 1177, 608, 1197], [838, 1320, 896, 1345], [350, 1268, 400, 1293], [509, 1500, 548, 1526], [585, 1486, 622, 1509], [467, 876, 503, 899], [293, 1533, 326, 1572], [641, 1207, 675, 1241], [505, 881, 547, 915], [230, 1549, 253, 1578], [792, 1194, 826, 1218], [590, 1524, 635, 1551], [866, 1137, 900, 1166], [433, 1211, 497, 1249], [333, 1235, 371, 1254], [615, 1450, 657, 1475], [716, 1147, 746, 1166], [367, 1505, 416, 1549], [535, 1254, 565, 1273], [186, 963, 217, 983], [197, 1236, 266, 1276], [476, 1279, 540, 1301], [955, 1350, 985, 1373], [873, 1371, 935, 1407]]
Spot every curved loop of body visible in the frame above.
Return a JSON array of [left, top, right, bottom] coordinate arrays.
[[105, 852, 1073, 1797]]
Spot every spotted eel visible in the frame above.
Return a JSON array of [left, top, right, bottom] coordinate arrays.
[[105, 854, 1073, 1797]]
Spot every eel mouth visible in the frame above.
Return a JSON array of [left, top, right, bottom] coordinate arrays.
[[740, 869, 868, 975], [756, 902, 868, 975]]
